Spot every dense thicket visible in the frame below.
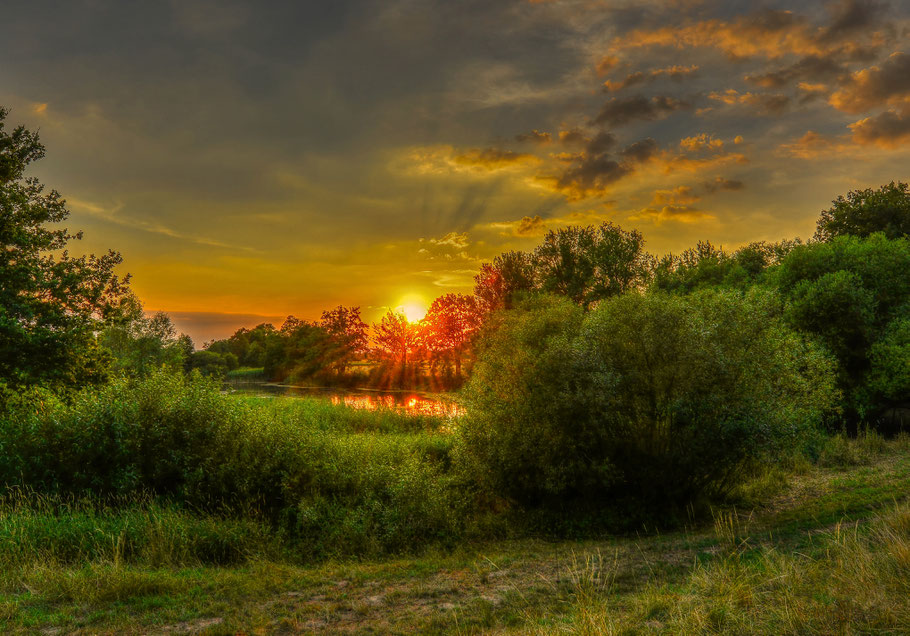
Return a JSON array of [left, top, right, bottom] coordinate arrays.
[[456, 290, 837, 514]]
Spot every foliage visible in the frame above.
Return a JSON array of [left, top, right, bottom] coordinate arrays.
[[0, 370, 465, 557], [473, 222, 651, 311], [422, 293, 482, 377], [473, 250, 536, 312], [0, 107, 128, 392], [455, 295, 587, 507], [815, 181, 910, 241], [772, 233, 910, 426], [652, 239, 800, 294], [457, 290, 837, 514], [532, 222, 652, 308], [372, 310, 421, 364], [98, 293, 191, 376], [317, 305, 368, 374]]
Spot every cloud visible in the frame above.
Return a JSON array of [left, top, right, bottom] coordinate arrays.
[[629, 204, 714, 224], [680, 133, 724, 152], [610, 4, 889, 61], [542, 154, 632, 201], [619, 138, 659, 162], [482, 214, 548, 237], [777, 130, 853, 158], [416, 231, 476, 262], [594, 95, 690, 126], [451, 147, 540, 171], [651, 186, 700, 206], [537, 136, 660, 200], [829, 52, 910, 113], [849, 108, 910, 148], [404, 145, 538, 174], [744, 55, 845, 89], [68, 198, 256, 251], [704, 177, 745, 192], [586, 131, 617, 155], [595, 55, 620, 76], [515, 129, 552, 144], [558, 128, 590, 146], [708, 89, 790, 114], [603, 65, 699, 91]]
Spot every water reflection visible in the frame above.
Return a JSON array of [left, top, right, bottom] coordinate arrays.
[[228, 380, 464, 417]]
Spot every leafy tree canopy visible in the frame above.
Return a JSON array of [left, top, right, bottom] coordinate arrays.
[[0, 107, 128, 392], [815, 181, 910, 241]]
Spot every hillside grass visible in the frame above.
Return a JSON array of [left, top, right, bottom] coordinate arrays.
[[1, 434, 909, 634]]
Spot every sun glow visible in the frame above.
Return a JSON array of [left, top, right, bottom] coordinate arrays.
[[395, 294, 428, 322]]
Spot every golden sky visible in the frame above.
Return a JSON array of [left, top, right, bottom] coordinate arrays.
[[2, 0, 909, 343]]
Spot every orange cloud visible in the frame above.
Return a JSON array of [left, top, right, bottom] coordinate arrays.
[[629, 204, 714, 224], [849, 109, 910, 148], [680, 133, 724, 152], [651, 186, 700, 206], [708, 89, 790, 114], [829, 52, 910, 114], [603, 65, 698, 91], [777, 130, 853, 159], [452, 147, 540, 171], [610, 5, 888, 61]]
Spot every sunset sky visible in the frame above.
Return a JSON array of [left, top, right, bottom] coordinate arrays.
[[2, 0, 909, 343]]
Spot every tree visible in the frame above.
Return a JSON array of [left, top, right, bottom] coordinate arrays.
[[372, 310, 420, 364], [0, 107, 128, 391], [98, 293, 189, 376], [772, 233, 910, 428], [318, 305, 368, 374], [531, 222, 651, 308], [473, 250, 536, 312], [422, 293, 482, 376], [814, 181, 910, 241]]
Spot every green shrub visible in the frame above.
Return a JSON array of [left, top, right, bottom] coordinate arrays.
[[0, 371, 466, 558], [456, 290, 838, 517]]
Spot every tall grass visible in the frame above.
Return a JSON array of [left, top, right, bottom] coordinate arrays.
[[545, 501, 910, 634]]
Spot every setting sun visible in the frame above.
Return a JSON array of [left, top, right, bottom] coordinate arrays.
[[395, 294, 428, 323]]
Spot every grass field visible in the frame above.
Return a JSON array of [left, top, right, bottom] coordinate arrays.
[[2, 431, 908, 634]]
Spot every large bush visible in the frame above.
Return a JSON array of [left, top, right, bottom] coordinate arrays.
[[456, 290, 837, 514]]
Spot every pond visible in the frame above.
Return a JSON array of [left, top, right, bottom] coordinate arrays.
[[226, 379, 465, 417]]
